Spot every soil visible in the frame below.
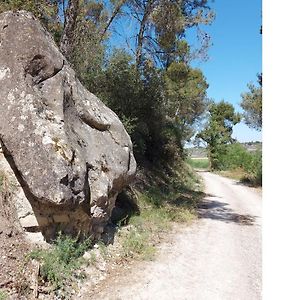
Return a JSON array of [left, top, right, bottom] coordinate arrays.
[[0, 184, 36, 299]]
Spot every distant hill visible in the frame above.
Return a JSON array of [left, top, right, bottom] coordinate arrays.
[[241, 141, 262, 152], [187, 141, 262, 158], [186, 147, 207, 158]]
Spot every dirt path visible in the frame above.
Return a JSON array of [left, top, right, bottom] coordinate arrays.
[[79, 171, 261, 300]]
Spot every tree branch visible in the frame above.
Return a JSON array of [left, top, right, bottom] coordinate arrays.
[[60, 0, 80, 60]]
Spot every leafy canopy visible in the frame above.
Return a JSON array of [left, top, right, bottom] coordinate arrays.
[[240, 74, 262, 131], [196, 101, 241, 169]]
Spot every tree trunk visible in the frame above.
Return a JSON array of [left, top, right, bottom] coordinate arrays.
[[60, 0, 80, 60], [136, 0, 154, 67]]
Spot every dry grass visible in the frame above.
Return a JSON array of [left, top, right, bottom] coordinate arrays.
[[215, 168, 262, 188], [216, 168, 247, 181], [108, 163, 203, 262]]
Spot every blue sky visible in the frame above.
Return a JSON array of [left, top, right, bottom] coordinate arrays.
[[189, 0, 262, 142], [111, 0, 262, 142]]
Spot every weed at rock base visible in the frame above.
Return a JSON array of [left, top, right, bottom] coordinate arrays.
[[29, 233, 92, 297]]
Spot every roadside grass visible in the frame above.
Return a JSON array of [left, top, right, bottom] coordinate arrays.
[[186, 157, 209, 169], [216, 168, 262, 187], [114, 163, 202, 261], [97, 240, 109, 259], [216, 168, 247, 181], [28, 233, 93, 296]]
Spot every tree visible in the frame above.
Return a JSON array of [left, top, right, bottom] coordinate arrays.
[[0, 1, 125, 63], [126, 0, 214, 68], [59, 0, 80, 59], [163, 61, 208, 140], [0, 0, 59, 25], [0, 0, 212, 168], [240, 74, 262, 131], [196, 101, 241, 170]]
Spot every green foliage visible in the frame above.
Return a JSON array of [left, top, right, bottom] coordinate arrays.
[[29, 233, 92, 290], [241, 74, 262, 131], [164, 62, 208, 130], [129, 0, 214, 67], [0, 0, 61, 39], [0, 0, 54, 18], [0, 290, 7, 300], [217, 143, 262, 186], [116, 164, 201, 260], [196, 101, 241, 169], [217, 143, 251, 169], [86, 49, 209, 166], [121, 227, 155, 260], [242, 149, 262, 185], [186, 158, 209, 169]]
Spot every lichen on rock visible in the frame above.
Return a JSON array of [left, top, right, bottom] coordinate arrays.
[[0, 10, 136, 241]]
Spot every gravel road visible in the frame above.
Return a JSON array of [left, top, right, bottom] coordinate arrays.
[[83, 171, 261, 300]]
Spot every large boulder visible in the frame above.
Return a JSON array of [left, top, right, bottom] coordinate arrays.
[[0, 11, 136, 240]]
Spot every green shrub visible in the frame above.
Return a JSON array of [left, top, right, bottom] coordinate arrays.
[[29, 233, 92, 289], [242, 150, 262, 185], [216, 143, 262, 185], [217, 143, 249, 170]]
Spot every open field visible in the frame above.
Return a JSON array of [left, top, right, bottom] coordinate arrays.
[[186, 157, 209, 169]]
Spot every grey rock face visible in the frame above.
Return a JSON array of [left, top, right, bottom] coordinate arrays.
[[0, 11, 136, 240]]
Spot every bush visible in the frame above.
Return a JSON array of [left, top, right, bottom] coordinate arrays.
[[216, 143, 262, 185], [242, 150, 262, 185], [29, 233, 92, 290]]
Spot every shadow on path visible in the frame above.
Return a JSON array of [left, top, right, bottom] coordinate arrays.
[[197, 194, 257, 226], [233, 180, 262, 189]]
